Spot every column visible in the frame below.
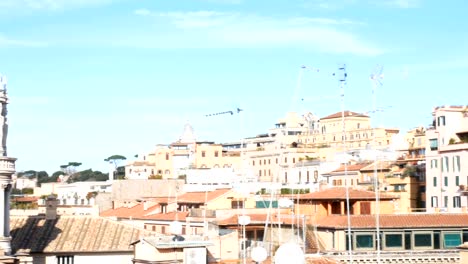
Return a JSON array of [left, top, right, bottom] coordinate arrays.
[[5, 184, 11, 236], [0, 184, 4, 238]]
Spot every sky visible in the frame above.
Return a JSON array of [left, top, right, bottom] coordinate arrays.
[[0, 0, 467, 174]]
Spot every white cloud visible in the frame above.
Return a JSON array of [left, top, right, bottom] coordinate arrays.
[[0, 0, 112, 11], [130, 10, 382, 56], [383, 0, 420, 8], [134, 8, 151, 16], [0, 34, 48, 47]]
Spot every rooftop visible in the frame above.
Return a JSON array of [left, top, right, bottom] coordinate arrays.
[[316, 214, 468, 229], [296, 187, 396, 200], [10, 216, 155, 254]]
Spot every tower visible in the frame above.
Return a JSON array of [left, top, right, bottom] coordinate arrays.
[[0, 75, 16, 255]]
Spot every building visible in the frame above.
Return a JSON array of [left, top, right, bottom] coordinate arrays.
[[126, 123, 242, 180], [425, 105, 468, 213], [315, 214, 467, 263]]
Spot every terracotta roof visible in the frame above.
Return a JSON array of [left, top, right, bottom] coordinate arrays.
[[329, 163, 371, 173], [100, 202, 161, 218], [215, 213, 297, 226], [10, 216, 155, 254], [315, 214, 468, 229], [141, 212, 189, 221], [360, 161, 392, 172], [12, 197, 38, 203], [177, 189, 231, 204], [321, 111, 368, 120], [297, 187, 396, 200], [129, 161, 155, 166]]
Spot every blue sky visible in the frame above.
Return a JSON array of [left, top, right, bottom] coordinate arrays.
[[0, 0, 466, 174]]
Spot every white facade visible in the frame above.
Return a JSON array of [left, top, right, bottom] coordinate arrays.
[[13, 176, 37, 190], [425, 106, 468, 213], [34, 181, 112, 216]]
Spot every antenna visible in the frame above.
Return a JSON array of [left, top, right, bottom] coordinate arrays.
[[335, 64, 353, 263], [370, 65, 383, 264], [370, 65, 384, 113]]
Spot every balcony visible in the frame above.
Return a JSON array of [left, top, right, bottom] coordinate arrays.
[[439, 142, 468, 152]]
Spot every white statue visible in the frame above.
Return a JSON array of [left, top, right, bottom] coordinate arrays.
[[0, 75, 8, 156]]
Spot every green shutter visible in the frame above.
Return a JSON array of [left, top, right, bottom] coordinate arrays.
[[444, 233, 461, 248]]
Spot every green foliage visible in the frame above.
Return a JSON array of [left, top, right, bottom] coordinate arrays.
[[11, 188, 22, 195], [116, 166, 126, 178], [105, 155, 127, 170], [22, 188, 34, 194], [178, 174, 187, 182], [149, 174, 163, 180], [449, 138, 456, 144], [86, 191, 98, 200], [280, 188, 310, 194], [402, 165, 418, 178], [67, 169, 108, 183], [104, 155, 126, 163]]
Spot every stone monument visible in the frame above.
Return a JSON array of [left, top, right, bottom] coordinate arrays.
[[0, 75, 16, 256]]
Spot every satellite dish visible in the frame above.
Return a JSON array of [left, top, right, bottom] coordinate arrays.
[[251, 246, 267, 262], [274, 242, 305, 264], [170, 221, 182, 235], [238, 215, 251, 226]]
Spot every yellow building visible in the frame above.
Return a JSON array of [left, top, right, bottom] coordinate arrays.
[[299, 111, 399, 160], [126, 123, 241, 179]]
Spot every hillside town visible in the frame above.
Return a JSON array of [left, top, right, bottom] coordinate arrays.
[[1, 95, 467, 263]]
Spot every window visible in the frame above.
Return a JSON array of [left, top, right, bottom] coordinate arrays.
[[56, 256, 74, 264], [429, 139, 438, 151], [165, 153, 169, 160], [231, 200, 244, 209], [284, 172, 288, 183], [454, 196, 461, 208], [456, 176, 460, 186], [384, 233, 404, 249], [214, 151, 219, 157], [433, 177, 437, 187], [355, 234, 374, 250], [444, 176, 448, 187], [437, 116, 446, 126], [443, 233, 462, 248], [431, 196, 438, 208], [259, 170, 262, 177], [431, 159, 438, 169], [456, 156, 461, 172], [413, 233, 433, 249], [444, 196, 448, 208], [201, 151, 206, 157], [394, 184, 406, 192]]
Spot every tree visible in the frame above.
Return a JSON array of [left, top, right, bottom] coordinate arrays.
[[61, 162, 82, 175], [104, 155, 127, 167], [104, 155, 127, 180]]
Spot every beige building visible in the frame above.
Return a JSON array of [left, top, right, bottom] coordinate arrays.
[[127, 110, 400, 187], [426, 105, 468, 213], [126, 123, 241, 180], [298, 111, 399, 160]]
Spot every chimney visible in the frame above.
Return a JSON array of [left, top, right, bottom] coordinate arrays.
[[45, 195, 59, 220], [143, 200, 148, 211]]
